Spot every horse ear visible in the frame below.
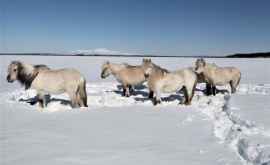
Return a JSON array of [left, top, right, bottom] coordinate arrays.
[[202, 59, 206, 66], [144, 58, 151, 62], [195, 59, 200, 65], [201, 58, 205, 63], [11, 60, 20, 66], [143, 58, 151, 63]]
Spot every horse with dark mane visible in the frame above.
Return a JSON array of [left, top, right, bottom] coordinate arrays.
[[7, 61, 87, 108], [194, 58, 241, 95]]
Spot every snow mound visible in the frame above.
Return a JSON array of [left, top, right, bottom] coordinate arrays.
[[238, 84, 270, 95], [194, 90, 270, 165]]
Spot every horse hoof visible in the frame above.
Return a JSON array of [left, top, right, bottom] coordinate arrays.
[[153, 100, 161, 105], [37, 107, 44, 112], [184, 102, 191, 105]]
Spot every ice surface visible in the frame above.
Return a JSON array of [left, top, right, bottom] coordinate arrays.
[[1, 55, 270, 165]]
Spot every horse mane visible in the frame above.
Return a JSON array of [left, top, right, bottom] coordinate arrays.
[[33, 64, 50, 70], [205, 62, 218, 70], [195, 58, 218, 70], [122, 63, 135, 68], [151, 62, 169, 74], [13, 61, 43, 90]]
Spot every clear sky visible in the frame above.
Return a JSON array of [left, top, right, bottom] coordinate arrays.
[[0, 0, 270, 56]]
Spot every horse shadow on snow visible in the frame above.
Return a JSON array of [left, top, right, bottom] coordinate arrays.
[[19, 95, 72, 106], [112, 84, 149, 97]]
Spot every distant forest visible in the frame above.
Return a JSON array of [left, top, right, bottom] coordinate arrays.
[[227, 52, 270, 58]]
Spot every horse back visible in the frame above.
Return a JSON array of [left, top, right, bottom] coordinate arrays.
[[208, 66, 240, 85], [118, 67, 145, 85], [32, 68, 85, 93]]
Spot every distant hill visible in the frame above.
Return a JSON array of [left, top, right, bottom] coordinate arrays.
[[227, 52, 270, 58], [1, 52, 270, 58]]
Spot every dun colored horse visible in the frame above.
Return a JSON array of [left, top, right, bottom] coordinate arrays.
[[7, 61, 88, 108], [194, 58, 241, 95], [142, 59, 197, 105], [101, 61, 148, 97]]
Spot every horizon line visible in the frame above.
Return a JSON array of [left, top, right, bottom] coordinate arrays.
[[1, 52, 270, 58]]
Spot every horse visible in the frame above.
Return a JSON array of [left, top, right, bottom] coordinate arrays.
[[189, 62, 217, 96], [194, 58, 241, 95], [100, 61, 147, 97], [142, 59, 197, 105], [7, 61, 88, 108]]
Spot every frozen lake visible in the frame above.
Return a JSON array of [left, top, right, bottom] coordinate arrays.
[[1, 55, 270, 165]]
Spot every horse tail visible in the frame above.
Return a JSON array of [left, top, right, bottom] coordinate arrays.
[[185, 71, 198, 105], [191, 74, 198, 101], [236, 71, 241, 87], [77, 77, 88, 107]]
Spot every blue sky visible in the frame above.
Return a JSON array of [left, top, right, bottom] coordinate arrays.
[[0, 0, 270, 56]]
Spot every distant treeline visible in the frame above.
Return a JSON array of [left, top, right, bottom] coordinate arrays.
[[227, 52, 270, 58], [0, 52, 270, 58]]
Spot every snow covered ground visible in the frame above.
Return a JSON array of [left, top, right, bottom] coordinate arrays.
[[0, 55, 270, 165]]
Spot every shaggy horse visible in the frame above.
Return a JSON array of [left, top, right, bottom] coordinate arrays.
[[194, 58, 241, 95], [101, 61, 148, 97], [190, 61, 218, 96], [142, 59, 197, 105], [7, 61, 87, 108]]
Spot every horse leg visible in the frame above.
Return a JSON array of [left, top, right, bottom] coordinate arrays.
[[188, 80, 197, 104], [43, 94, 50, 107], [128, 85, 134, 95], [68, 91, 80, 108], [153, 90, 161, 105], [71, 96, 80, 108], [153, 98, 161, 105], [206, 83, 212, 96], [125, 84, 131, 97], [180, 86, 192, 105], [212, 85, 216, 96], [37, 93, 46, 108], [76, 82, 88, 107], [149, 90, 154, 99], [122, 84, 130, 97], [182, 86, 191, 105], [232, 74, 241, 94], [76, 94, 84, 107], [230, 81, 236, 94], [122, 85, 126, 96]]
